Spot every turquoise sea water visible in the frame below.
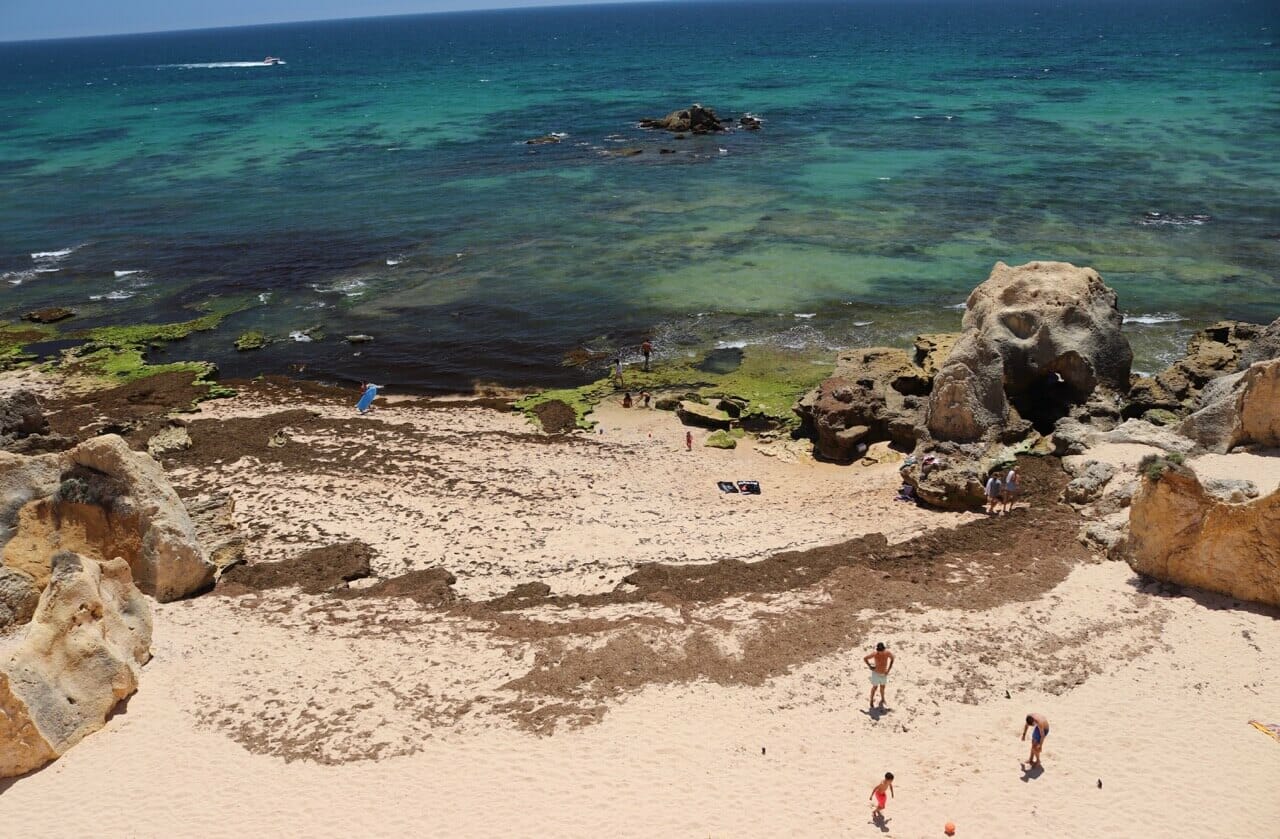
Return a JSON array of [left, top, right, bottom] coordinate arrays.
[[1, 0, 1277, 389]]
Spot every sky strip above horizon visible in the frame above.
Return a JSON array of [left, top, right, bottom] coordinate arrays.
[[0, 0, 661, 42]]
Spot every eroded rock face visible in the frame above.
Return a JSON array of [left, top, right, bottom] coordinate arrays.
[[924, 332, 1015, 443], [0, 391, 71, 455], [1239, 316, 1280, 369], [0, 435, 215, 615], [794, 347, 929, 461], [1127, 320, 1266, 417], [0, 551, 152, 778], [1178, 359, 1280, 454], [962, 261, 1132, 423], [1127, 467, 1280, 607], [64, 435, 215, 601], [0, 566, 39, 626]]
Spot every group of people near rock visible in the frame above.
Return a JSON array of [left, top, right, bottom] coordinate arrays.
[[860, 641, 1049, 827], [984, 466, 1020, 514]]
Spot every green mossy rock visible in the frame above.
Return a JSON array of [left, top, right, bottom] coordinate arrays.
[[704, 430, 738, 449], [236, 331, 269, 351]]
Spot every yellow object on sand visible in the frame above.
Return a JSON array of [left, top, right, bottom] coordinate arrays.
[[1248, 721, 1280, 742]]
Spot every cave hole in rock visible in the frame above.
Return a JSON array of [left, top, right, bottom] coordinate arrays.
[[1008, 372, 1084, 434]]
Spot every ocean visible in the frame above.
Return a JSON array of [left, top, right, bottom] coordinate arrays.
[[1, 0, 1277, 390]]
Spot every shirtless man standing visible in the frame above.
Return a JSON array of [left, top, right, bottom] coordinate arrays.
[[863, 643, 894, 708], [1022, 713, 1050, 767]]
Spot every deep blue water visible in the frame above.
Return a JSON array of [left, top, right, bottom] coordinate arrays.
[[1, 0, 1277, 389]]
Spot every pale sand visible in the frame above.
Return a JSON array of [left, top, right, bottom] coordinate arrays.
[[3, 562, 1277, 837], [3, 389, 1278, 836], [168, 392, 970, 598]]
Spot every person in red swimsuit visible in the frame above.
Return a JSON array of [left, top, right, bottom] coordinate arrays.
[[870, 772, 894, 819]]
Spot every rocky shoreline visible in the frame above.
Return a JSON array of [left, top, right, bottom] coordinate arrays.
[[0, 257, 1276, 782]]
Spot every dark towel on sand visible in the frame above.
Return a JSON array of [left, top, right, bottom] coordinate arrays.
[[737, 481, 761, 494], [717, 481, 740, 493]]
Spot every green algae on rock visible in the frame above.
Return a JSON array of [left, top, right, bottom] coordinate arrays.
[[235, 331, 269, 351], [704, 429, 741, 449], [517, 345, 833, 432], [0, 323, 57, 371], [56, 307, 243, 402]]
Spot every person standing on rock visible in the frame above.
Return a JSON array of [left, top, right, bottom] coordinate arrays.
[[985, 472, 1003, 514], [641, 340, 653, 370], [1022, 713, 1049, 767], [863, 642, 894, 708], [614, 356, 624, 385], [1002, 467, 1020, 513]]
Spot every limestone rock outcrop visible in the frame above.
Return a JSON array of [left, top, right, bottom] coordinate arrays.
[[0, 435, 215, 618], [0, 551, 152, 778], [0, 390, 71, 455], [1178, 359, 1280, 453], [1239, 316, 1280, 369], [1127, 465, 1280, 607], [64, 435, 215, 601], [963, 261, 1131, 402], [924, 332, 1016, 443], [794, 347, 929, 461], [1127, 320, 1267, 417]]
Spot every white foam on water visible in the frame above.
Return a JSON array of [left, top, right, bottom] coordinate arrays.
[[289, 331, 313, 342], [4, 270, 36, 286], [31, 246, 79, 262], [89, 290, 135, 301], [946, 302, 967, 310], [1124, 313, 1185, 325], [715, 339, 750, 349], [258, 292, 272, 303], [161, 62, 281, 69], [386, 258, 403, 267], [853, 321, 874, 327], [314, 278, 368, 297], [114, 269, 140, 277], [794, 313, 817, 319], [34, 268, 60, 274]]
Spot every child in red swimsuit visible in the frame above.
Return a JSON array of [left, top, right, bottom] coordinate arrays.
[[870, 772, 894, 818]]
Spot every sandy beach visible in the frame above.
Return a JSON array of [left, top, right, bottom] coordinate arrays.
[[2, 377, 1277, 838]]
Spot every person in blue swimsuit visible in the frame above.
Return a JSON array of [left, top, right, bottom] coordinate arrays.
[[1022, 713, 1050, 767]]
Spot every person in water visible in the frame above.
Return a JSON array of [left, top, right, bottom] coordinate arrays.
[[863, 642, 894, 708], [1002, 466, 1020, 512], [869, 772, 894, 819], [1022, 713, 1050, 767], [985, 472, 1003, 514]]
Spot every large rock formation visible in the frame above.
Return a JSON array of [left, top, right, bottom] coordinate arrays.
[[1178, 359, 1280, 453], [0, 551, 152, 778], [923, 261, 1131, 443], [0, 435, 215, 618], [1127, 320, 1268, 418], [963, 261, 1131, 415], [924, 332, 1017, 443], [794, 347, 931, 461], [1127, 464, 1280, 607]]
